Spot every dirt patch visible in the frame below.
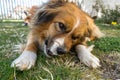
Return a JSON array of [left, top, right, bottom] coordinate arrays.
[[100, 52, 120, 79]]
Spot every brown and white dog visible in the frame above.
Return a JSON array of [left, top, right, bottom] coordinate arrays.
[[11, 0, 104, 70]]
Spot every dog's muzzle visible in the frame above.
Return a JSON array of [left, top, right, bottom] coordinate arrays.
[[44, 39, 54, 57], [44, 38, 66, 57]]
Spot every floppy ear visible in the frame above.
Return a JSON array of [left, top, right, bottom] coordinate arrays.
[[31, 9, 58, 26], [86, 16, 104, 40]]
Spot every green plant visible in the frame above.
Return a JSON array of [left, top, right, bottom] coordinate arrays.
[[101, 6, 120, 24], [88, 37, 120, 52]]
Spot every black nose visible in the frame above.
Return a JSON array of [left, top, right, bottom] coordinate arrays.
[[57, 47, 66, 55]]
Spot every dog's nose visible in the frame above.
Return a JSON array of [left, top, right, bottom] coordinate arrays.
[[57, 47, 66, 55]]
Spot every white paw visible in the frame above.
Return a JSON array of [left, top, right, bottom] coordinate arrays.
[[87, 45, 95, 52], [11, 51, 37, 70], [76, 45, 100, 68]]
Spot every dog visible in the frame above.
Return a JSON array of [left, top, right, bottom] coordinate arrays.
[[23, 5, 39, 26], [11, 0, 104, 71]]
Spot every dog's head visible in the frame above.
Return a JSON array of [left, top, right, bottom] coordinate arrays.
[[31, 0, 104, 57]]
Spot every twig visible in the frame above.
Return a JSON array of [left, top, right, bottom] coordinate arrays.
[[14, 65, 17, 80], [42, 67, 53, 80]]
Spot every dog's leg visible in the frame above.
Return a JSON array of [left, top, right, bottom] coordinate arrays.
[[11, 34, 38, 71], [75, 44, 101, 68]]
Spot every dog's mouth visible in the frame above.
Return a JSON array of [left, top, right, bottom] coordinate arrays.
[[46, 48, 55, 56], [44, 39, 55, 57], [45, 39, 52, 56]]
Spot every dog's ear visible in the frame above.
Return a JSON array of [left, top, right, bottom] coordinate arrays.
[[31, 9, 58, 26], [86, 16, 104, 40], [31, 0, 67, 26]]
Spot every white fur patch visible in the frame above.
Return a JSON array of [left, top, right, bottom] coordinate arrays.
[[74, 18, 80, 29], [69, 18, 80, 34], [49, 42, 59, 55], [76, 45, 100, 68], [11, 51, 37, 70], [50, 38, 65, 55], [43, 44, 49, 57], [54, 38, 65, 46], [43, 38, 65, 57]]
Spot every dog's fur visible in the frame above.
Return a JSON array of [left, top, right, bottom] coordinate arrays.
[[11, 0, 104, 70], [24, 5, 39, 27]]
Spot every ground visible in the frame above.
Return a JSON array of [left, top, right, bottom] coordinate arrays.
[[0, 21, 120, 80]]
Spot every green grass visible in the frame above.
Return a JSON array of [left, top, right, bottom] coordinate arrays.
[[0, 22, 120, 80], [89, 37, 120, 52]]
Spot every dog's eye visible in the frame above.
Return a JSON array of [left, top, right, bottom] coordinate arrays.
[[55, 22, 66, 32], [58, 22, 66, 32], [58, 22, 65, 30]]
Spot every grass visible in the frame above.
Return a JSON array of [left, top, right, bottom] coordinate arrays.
[[0, 21, 120, 80]]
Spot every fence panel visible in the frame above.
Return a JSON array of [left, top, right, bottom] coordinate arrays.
[[0, 0, 48, 20]]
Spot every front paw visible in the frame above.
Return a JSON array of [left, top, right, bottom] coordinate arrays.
[[81, 53, 100, 68], [76, 45, 101, 68], [11, 51, 37, 71]]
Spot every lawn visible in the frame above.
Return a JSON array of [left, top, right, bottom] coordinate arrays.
[[0, 21, 120, 80]]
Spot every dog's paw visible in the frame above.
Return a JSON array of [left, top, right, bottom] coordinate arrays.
[[11, 51, 37, 70], [81, 53, 100, 68], [87, 45, 95, 52], [76, 45, 100, 68]]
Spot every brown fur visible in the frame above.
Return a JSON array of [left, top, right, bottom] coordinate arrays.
[[24, 6, 39, 26]]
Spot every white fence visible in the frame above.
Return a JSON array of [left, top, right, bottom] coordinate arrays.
[[0, 0, 48, 20], [0, 0, 119, 20]]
